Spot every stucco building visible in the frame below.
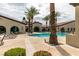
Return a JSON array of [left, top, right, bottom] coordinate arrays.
[[25, 20, 75, 32], [57, 20, 75, 33], [66, 3, 79, 48], [30, 20, 75, 32], [0, 15, 26, 34], [33, 22, 42, 32]]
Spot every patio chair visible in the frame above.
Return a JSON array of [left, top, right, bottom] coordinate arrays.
[[0, 34, 5, 46], [44, 39, 47, 43]]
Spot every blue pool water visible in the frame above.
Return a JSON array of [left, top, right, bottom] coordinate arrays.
[[31, 32, 68, 37]]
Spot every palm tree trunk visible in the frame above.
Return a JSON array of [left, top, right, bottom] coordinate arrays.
[[28, 19, 31, 33], [28, 19, 33, 35], [46, 21, 48, 31], [30, 19, 33, 33], [49, 3, 58, 45], [30, 20, 33, 33]]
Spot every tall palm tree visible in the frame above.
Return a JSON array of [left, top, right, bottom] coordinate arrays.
[[49, 3, 58, 45], [43, 15, 49, 31], [43, 12, 60, 32], [25, 6, 39, 33]]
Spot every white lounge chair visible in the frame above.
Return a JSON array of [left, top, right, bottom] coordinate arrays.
[[0, 35, 5, 46]]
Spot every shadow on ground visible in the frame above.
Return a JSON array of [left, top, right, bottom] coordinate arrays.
[[4, 34, 17, 39], [55, 45, 71, 56]]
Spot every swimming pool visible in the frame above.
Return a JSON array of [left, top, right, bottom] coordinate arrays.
[[31, 32, 68, 37]]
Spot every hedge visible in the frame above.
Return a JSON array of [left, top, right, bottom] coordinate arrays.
[[33, 50, 52, 56], [4, 48, 26, 56]]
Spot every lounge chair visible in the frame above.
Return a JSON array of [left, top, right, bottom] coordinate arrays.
[[44, 39, 48, 43], [0, 34, 5, 46]]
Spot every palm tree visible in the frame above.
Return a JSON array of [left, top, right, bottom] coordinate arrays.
[[43, 15, 49, 31], [43, 12, 60, 32], [49, 3, 58, 45], [25, 6, 39, 33]]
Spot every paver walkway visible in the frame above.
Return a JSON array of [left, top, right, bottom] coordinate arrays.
[[28, 36, 79, 56], [25, 36, 37, 56], [1, 34, 79, 56], [0, 34, 26, 56]]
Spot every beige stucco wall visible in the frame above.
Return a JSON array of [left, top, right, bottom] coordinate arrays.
[[33, 23, 42, 32], [66, 34, 76, 47], [66, 34, 79, 48], [75, 6, 79, 37], [0, 17, 26, 34], [66, 5, 79, 48]]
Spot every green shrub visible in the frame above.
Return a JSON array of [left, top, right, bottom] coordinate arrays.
[[4, 48, 26, 56], [33, 50, 52, 56]]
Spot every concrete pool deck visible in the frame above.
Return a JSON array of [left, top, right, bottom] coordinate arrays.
[[28, 35, 79, 56], [0, 33, 79, 56], [0, 34, 26, 56]]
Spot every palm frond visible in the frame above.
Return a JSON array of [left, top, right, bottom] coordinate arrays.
[[25, 6, 39, 20]]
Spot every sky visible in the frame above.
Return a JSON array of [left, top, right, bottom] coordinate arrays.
[[0, 3, 75, 25]]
